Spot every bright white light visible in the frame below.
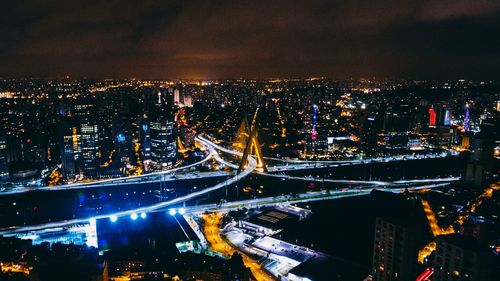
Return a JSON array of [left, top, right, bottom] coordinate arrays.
[[140, 212, 147, 219], [109, 215, 118, 222], [130, 213, 138, 220], [178, 208, 186, 215], [168, 208, 177, 216]]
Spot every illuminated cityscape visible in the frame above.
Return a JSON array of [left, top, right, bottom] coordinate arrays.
[[1, 1, 500, 281]]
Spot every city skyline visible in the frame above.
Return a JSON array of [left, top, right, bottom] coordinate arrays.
[[0, 1, 499, 280]]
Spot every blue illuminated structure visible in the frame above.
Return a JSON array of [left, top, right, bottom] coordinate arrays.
[[311, 104, 318, 140], [464, 104, 470, 131]]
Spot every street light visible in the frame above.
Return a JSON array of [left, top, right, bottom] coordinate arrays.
[[140, 212, 147, 219], [109, 215, 118, 222], [178, 208, 186, 215], [168, 208, 177, 216], [130, 213, 138, 220]]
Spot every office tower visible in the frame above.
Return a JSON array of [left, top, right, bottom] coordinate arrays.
[[464, 104, 470, 132], [428, 107, 437, 128], [59, 118, 78, 179], [183, 94, 193, 107], [443, 109, 451, 126], [173, 89, 181, 106], [112, 115, 133, 169], [0, 125, 9, 185], [139, 115, 151, 162], [433, 234, 494, 281], [79, 121, 100, 178], [148, 88, 176, 170], [59, 101, 100, 179], [60, 119, 100, 179], [371, 190, 432, 281], [149, 117, 176, 170]]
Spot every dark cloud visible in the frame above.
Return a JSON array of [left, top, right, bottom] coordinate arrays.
[[0, 0, 499, 79]]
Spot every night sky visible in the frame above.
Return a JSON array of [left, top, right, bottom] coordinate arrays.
[[1, 0, 500, 79]]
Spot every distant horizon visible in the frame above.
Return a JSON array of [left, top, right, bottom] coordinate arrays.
[[2, 1, 500, 81], [0, 75, 498, 83]]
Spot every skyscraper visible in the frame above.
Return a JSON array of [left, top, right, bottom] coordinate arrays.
[[0, 125, 9, 186], [433, 234, 494, 281], [464, 104, 470, 132], [443, 109, 451, 126], [428, 107, 436, 128], [150, 117, 176, 170], [139, 115, 152, 162], [59, 101, 100, 180], [59, 118, 78, 179], [371, 190, 432, 281], [148, 88, 176, 171], [173, 89, 181, 106]]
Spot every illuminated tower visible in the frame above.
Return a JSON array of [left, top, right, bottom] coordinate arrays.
[[173, 89, 181, 106], [238, 115, 267, 173], [443, 109, 451, 126], [464, 103, 470, 131], [149, 88, 177, 171], [59, 118, 78, 179], [311, 104, 318, 140], [428, 107, 436, 128], [150, 117, 176, 170]]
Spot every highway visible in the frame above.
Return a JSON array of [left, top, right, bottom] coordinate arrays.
[[197, 135, 460, 187], [258, 172, 460, 187], [196, 135, 459, 167], [0, 134, 459, 196], [201, 212, 278, 281], [0, 134, 459, 237], [1, 147, 215, 195], [0, 153, 256, 234]]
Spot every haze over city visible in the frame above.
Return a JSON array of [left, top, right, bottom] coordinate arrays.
[[0, 1, 499, 281], [2, 0, 500, 79]]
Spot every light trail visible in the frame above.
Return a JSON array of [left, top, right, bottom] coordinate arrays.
[[259, 172, 460, 187], [0, 147, 256, 234], [1, 142, 215, 195], [198, 135, 461, 188], [201, 212, 277, 281], [197, 135, 459, 168]]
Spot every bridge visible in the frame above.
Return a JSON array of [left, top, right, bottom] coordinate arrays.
[[0, 119, 461, 236]]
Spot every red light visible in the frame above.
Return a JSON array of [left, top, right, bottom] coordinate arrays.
[[416, 268, 433, 281], [428, 108, 436, 128]]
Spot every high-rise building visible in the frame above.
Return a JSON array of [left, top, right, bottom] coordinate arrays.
[[148, 88, 176, 170], [79, 122, 100, 178], [173, 89, 181, 106], [112, 115, 133, 169], [371, 190, 432, 281], [139, 116, 151, 162], [464, 104, 470, 132], [59, 118, 100, 179], [59, 118, 78, 179], [428, 107, 437, 128], [443, 109, 451, 126], [183, 94, 193, 107], [59, 101, 100, 179], [0, 125, 9, 186], [433, 234, 494, 281], [150, 117, 176, 170]]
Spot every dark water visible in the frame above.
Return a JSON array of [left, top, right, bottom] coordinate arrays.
[[0, 156, 465, 228]]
